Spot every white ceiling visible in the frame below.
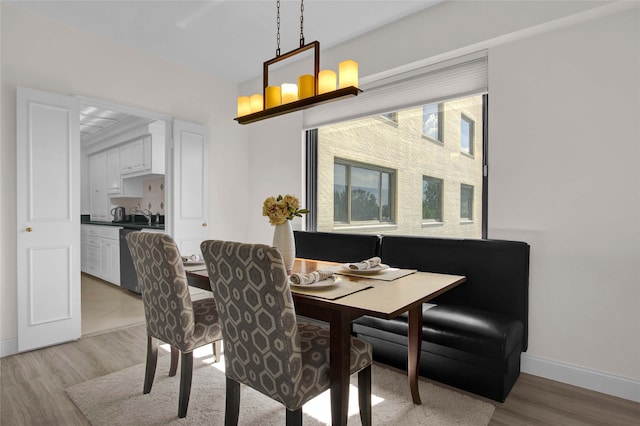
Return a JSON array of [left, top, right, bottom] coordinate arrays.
[[8, 0, 442, 84]]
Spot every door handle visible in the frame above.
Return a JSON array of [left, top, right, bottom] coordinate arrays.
[[25, 227, 33, 232], [202, 223, 207, 227]]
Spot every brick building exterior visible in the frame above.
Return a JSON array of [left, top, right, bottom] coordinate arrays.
[[316, 95, 483, 238]]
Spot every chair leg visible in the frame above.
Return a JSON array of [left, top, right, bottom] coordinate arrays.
[[143, 336, 158, 394], [285, 408, 303, 426], [225, 377, 240, 426], [169, 346, 179, 377], [358, 365, 372, 426], [178, 351, 193, 418], [213, 340, 223, 363]]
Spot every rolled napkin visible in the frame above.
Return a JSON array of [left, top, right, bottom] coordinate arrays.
[[289, 269, 335, 286], [182, 254, 202, 262], [347, 256, 382, 270]]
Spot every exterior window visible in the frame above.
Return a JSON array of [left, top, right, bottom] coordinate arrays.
[[313, 94, 485, 238], [460, 184, 474, 220], [461, 114, 474, 155], [422, 103, 442, 141], [334, 160, 394, 225], [422, 176, 443, 222]]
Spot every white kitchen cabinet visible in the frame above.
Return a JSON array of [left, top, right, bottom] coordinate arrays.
[[120, 133, 164, 177], [106, 147, 121, 195], [120, 136, 149, 175], [81, 235, 100, 276], [89, 151, 108, 221], [99, 238, 120, 285], [81, 225, 121, 286]]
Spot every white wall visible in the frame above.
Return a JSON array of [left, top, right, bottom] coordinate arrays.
[[0, 5, 248, 350], [247, 112, 307, 245], [244, 1, 640, 401], [488, 8, 640, 396]]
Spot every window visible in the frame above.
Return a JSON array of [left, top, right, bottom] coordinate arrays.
[[422, 176, 443, 222], [460, 184, 474, 220], [461, 114, 474, 155], [422, 103, 442, 141], [311, 94, 485, 238], [334, 160, 394, 225]]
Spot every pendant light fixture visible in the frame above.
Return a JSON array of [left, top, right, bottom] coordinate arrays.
[[235, 0, 362, 125]]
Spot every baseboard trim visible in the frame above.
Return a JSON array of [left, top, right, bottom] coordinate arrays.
[[1, 338, 18, 358], [522, 353, 640, 402]]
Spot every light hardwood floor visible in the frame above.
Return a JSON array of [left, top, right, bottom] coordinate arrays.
[[2, 281, 639, 425]]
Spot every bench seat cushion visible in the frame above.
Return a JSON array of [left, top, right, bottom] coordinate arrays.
[[352, 304, 523, 362]]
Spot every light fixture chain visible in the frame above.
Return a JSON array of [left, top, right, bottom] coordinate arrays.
[[276, 0, 281, 56], [299, 0, 305, 47]]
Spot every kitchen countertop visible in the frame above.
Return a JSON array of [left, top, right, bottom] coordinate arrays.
[[81, 220, 165, 231]]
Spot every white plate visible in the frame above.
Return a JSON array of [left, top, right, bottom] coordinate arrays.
[[183, 258, 204, 265], [340, 264, 390, 274], [290, 275, 342, 289]]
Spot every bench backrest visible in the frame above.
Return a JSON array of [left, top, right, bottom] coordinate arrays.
[[293, 231, 381, 263], [380, 235, 530, 351]]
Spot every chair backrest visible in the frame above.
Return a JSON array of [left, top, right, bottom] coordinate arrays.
[[126, 232, 195, 348], [293, 230, 381, 263], [200, 240, 301, 407]]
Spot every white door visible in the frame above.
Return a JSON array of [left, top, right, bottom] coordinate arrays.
[[172, 120, 208, 257], [17, 87, 80, 352]]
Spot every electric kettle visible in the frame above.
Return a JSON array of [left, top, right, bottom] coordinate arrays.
[[111, 206, 126, 222]]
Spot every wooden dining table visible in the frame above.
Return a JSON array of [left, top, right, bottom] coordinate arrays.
[[186, 258, 465, 426]]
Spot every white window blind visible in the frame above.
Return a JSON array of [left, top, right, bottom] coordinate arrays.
[[303, 51, 488, 130]]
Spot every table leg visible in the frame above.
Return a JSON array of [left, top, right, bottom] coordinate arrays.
[[407, 305, 423, 405], [330, 310, 351, 426]]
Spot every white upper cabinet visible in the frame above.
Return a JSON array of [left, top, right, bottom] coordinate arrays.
[[89, 151, 108, 221], [106, 147, 121, 194], [120, 135, 150, 175], [120, 122, 165, 177], [87, 120, 166, 216]]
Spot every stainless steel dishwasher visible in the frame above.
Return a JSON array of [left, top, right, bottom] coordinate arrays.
[[119, 228, 141, 294]]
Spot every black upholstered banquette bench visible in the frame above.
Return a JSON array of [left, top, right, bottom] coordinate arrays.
[[293, 231, 530, 402]]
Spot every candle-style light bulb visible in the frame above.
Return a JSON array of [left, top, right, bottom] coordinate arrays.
[[339, 60, 359, 89], [250, 94, 264, 113], [237, 96, 251, 117], [265, 86, 282, 109], [281, 83, 298, 104], [298, 74, 315, 99], [318, 70, 337, 94]]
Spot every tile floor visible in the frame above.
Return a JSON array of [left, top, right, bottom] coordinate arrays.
[[81, 273, 145, 336], [81, 273, 212, 337]]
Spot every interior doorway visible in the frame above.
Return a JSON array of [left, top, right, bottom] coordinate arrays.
[[17, 87, 210, 351], [79, 98, 169, 336]]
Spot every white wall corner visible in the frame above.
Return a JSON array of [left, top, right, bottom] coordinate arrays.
[[522, 353, 640, 403], [1, 338, 18, 358]]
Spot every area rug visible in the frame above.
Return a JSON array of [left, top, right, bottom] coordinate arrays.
[[66, 354, 494, 425]]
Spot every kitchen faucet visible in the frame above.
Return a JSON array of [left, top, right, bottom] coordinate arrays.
[[131, 207, 153, 226]]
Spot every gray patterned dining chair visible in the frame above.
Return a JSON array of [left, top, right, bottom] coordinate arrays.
[[200, 239, 372, 426], [126, 232, 223, 418]]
